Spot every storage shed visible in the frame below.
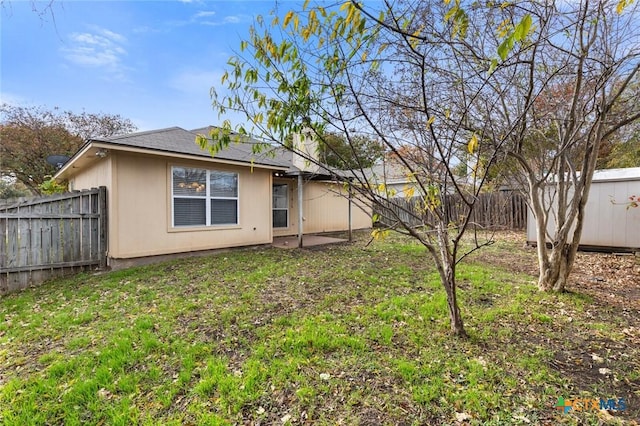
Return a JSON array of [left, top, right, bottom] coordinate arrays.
[[527, 167, 640, 252]]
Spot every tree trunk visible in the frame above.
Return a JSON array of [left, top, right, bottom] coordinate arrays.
[[442, 264, 466, 337], [435, 226, 467, 337], [537, 243, 574, 292]]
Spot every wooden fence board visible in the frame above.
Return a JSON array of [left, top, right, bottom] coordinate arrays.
[[374, 191, 527, 231], [0, 187, 107, 295]]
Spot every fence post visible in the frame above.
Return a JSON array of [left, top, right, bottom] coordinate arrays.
[[98, 186, 108, 269]]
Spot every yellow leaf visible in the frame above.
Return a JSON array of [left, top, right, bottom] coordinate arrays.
[[468, 133, 479, 154], [283, 10, 294, 27], [617, 0, 634, 14], [302, 27, 311, 41], [427, 116, 435, 126], [361, 50, 368, 61], [404, 186, 415, 199], [371, 228, 389, 240]]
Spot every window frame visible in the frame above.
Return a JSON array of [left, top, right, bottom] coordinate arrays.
[[272, 183, 289, 229], [171, 166, 239, 228]]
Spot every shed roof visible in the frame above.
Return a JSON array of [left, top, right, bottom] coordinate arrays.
[[592, 167, 640, 182]]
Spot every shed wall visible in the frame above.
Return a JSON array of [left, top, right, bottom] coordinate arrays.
[[527, 170, 640, 250]]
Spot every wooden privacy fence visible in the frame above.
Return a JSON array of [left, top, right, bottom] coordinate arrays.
[[0, 187, 107, 294], [374, 191, 527, 230]]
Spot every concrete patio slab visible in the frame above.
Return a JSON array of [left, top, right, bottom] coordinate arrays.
[[272, 235, 348, 249]]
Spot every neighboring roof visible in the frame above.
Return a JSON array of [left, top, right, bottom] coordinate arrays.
[[361, 161, 413, 184]]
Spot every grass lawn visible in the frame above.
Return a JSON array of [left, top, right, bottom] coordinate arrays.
[[1, 231, 638, 425]]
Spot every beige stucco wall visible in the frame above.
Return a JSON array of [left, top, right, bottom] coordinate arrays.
[[273, 178, 372, 237], [67, 150, 371, 260], [69, 156, 112, 191], [70, 151, 273, 260]]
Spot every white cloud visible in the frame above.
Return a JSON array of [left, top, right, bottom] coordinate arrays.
[[61, 27, 129, 80], [198, 14, 253, 26], [168, 9, 251, 27], [194, 11, 216, 18]]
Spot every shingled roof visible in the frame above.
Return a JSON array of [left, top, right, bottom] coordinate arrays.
[[56, 125, 352, 183], [89, 126, 293, 169]]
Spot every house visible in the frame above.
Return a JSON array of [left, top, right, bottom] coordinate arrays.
[[54, 126, 372, 268], [363, 161, 417, 198], [526, 167, 640, 252], [359, 153, 467, 199]]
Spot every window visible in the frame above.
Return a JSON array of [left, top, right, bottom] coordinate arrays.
[[273, 183, 288, 228], [172, 167, 238, 227]]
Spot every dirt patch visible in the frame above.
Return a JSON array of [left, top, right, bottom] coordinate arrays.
[[475, 232, 640, 422], [570, 252, 640, 316], [475, 232, 639, 311]]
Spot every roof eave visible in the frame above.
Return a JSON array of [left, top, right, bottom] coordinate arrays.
[[55, 141, 288, 181]]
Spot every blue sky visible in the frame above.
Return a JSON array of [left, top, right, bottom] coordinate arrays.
[[1, 1, 290, 131]]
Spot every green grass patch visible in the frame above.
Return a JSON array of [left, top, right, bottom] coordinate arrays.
[[1, 231, 638, 425]]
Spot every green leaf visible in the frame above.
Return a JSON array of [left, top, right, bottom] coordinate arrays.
[[514, 14, 532, 41], [488, 58, 498, 75], [444, 5, 458, 22], [453, 9, 469, 38], [521, 14, 532, 38], [497, 36, 513, 60]]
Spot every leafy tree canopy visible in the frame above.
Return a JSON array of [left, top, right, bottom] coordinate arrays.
[[0, 104, 136, 194], [318, 133, 383, 169]]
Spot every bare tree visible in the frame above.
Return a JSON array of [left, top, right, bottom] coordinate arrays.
[[479, 1, 640, 291], [200, 1, 542, 336], [202, 0, 640, 334]]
